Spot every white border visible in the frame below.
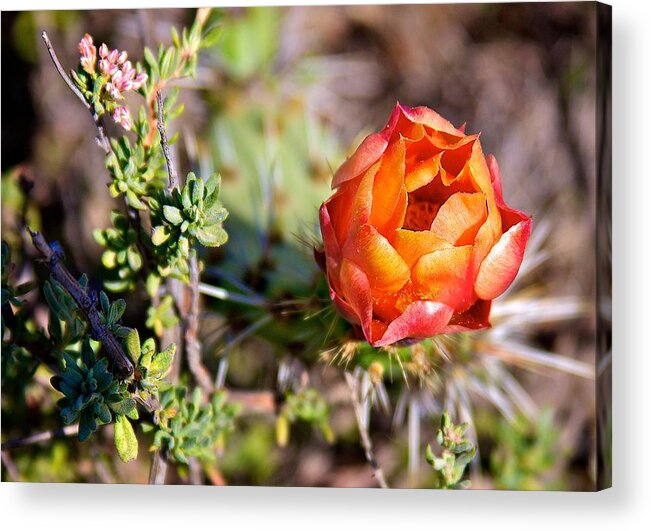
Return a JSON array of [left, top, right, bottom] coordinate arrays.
[[3, 0, 650, 529]]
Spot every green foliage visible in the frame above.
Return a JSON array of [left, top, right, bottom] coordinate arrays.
[[276, 388, 334, 447], [106, 119, 169, 208], [489, 409, 562, 490], [124, 328, 176, 399], [149, 172, 228, 278], [425, 411, 476, 489], [1, 242, 40, 392], [145, 294, 179, 337], [43, 278, 87, 348], [217, 7, 280, 81], [50, 340, 137, 443], [93, 211, 144, 292], [139, 12, 222, 102], [147, 387, 240, 464]]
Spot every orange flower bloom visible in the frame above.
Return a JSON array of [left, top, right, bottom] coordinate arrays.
[[318, 103, 531, 346]]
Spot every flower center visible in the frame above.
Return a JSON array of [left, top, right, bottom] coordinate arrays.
[[403, 199, 439, 231]]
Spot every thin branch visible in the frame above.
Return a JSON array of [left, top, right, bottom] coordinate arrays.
[[186, 253, 213, 394], [148, 91, 182, 485], [2, 424, 79, 450], [344, 372, 389, 488], [28, 229, 134, 378], [156, 91, 178, 189], [41, 31, 111, 154], [199, 282, 268, 307], [148, 450, 168, 484], [1, 451, 20, 481]]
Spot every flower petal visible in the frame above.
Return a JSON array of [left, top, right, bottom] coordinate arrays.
[[486, 153, 504, 203], [430, 192, 488, 246], [319, 202, 341, 265], [369, 137, 406, 234], [404, 153, 442, 192], [332, 106, 402, 189], [372, 300, 454, 347], [475, 219, 532, 300], [344, 224, 410, 293], [391, 229, 450, 268], [338, 259, 373, 339], [440, 299, 492, 333], [412, 245, 474, 311], [398, 103, 465, 137]]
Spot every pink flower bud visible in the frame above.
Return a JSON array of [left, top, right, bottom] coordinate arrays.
[[99, 43, 109, 59], [112, 106, 132, 130], [78, 33, 97, 75], [132, 72, 148, 90], [117, 51, 128, 65]]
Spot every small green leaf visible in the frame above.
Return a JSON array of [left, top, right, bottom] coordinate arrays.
[[126, 328, 141, 363], [151, 226, 170, 246], [114, 415, 138, 462], [109, 398, 136, 416], [163, 205, 184, 225], [149, 343, 176, 378], [195, 225, 228, 247]]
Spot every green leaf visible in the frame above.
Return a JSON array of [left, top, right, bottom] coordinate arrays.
[[109, 398, 136, 416], [125, 328, 141, 363], [191, 175, 204, 204], [109, 299, 126, 324], [149, 343, 176, 378], [163, 205, 184, 226], [195, 225, 228, 247], [151, 226, 171, 246], [114, 415, 138, 462]]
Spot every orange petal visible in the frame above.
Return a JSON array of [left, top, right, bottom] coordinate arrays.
[[350, 161, 380, 226], [379, 185, 408, 236], [467, 139, 495, 197], [440, 136, 477, 183], [391, 229, 450, 268], [319, 202, 341, 266], [475, 219, 532, 300], [404, 153, 442, 192], [323, 179, 357, 248], [399, 103, 465, 137], [412, 245, 474, 311], [369, 138, 406, 233], [338, 259, 373, 338], [372, 301, 454, 347], [344, 224, 410, 294], [430, 192, 488, 246], [332, 105, 403, 189]]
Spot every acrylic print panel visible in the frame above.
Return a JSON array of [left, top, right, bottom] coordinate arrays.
[[1, 2, 611, 490]]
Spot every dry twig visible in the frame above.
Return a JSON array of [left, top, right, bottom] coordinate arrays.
[[41, 31, 111, 154], [28, 229, 134, 378]]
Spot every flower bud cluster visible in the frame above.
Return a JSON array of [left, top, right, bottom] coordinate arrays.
[[77, 34, 148, 131]]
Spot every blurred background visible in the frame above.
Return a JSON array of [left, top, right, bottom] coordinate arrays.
[[1, 3, 606, 489]]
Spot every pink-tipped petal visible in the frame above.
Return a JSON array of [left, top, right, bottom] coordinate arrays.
[[398, 103, 465, 137], [486, 154, 504, 203], [373, 300, 454, 347], [475, 218, 532, 300], [332, 106, 403, 189]]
